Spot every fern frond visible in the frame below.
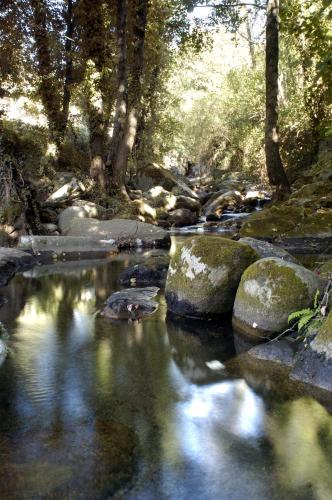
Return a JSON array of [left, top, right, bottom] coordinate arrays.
[[298, 312, 315, 331], [288, 308, 313, 323]]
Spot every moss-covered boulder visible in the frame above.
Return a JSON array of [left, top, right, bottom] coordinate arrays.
[[311, 310, 332, 358], [240, 205, 332, 239], [290, 311, 332, 393], [165, 236, 258, 318], [233, 257, 325, 338]]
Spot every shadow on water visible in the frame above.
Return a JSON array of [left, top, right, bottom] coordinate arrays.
[[0, 255, 331, 499]]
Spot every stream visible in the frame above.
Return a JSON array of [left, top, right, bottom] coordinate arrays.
[[0, 247, 331, 499]]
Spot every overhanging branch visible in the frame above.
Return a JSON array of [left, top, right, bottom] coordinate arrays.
[[194, 3, 266, 10]]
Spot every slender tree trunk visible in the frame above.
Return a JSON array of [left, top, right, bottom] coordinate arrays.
[[88, 106, 109, 191], [112, 0, 148, 196], [62, 0, 74, 132], [265, 0, 290, 199], [108, 0, 128, 176], [245, 9, 256, 68], [134, 64, 160, 164]]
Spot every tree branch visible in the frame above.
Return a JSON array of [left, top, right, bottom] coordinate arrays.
[[194, 3, 266, 10]]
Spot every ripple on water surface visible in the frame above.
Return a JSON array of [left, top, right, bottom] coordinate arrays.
[[0, 254, 331, 499]]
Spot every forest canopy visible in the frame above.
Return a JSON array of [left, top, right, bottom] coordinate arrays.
[[0, 0, 331, 205]]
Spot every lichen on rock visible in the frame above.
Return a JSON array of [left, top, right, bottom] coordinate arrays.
[[165, 235, 258, 318], [233, 257, 326, 338]]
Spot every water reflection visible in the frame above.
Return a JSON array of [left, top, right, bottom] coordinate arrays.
[[0, 257, 331, 499]]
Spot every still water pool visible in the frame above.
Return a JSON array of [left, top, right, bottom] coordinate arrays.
[[0, 252, 331, 499]]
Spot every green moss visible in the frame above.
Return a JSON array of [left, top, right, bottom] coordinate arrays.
[[233, 257, 325, 337], [240, 204, 332, 238], [318, 260, 332, 278], [313, 310, 332, 355], [236, 260, 310, 312], [166, 236, 258, 315]]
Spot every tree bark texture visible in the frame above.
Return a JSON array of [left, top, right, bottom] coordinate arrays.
[[265, 0, 290, 198], [108, 0, 128, 175], [112, 0, 149, 195]]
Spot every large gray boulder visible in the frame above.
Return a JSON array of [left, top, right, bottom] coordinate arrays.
[[239, 237, 298, 263], [144, 186, 177, 210], [202, 190, 243, 217], [136, 164, 198, 200], [233, 257, 326, 338], [290, 310, 332, 392], [44, 177, 86, 204], [58, 202, 106, 233], [168, 208, 198, 227], [175, 195, 201, 213], [0, 247, 37, 286], [165, 236, 258, 318], [62, 218, 170, 247]]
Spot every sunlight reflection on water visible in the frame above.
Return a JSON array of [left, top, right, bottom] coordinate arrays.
[[0, 255, 331, 499]]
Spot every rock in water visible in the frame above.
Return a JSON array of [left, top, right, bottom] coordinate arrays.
[[291, 310, 332, 392], [233, 257, 326, 339], [165, 236, 258, 318], [102, 287, 160, 320], [120, 257, 169, 287]]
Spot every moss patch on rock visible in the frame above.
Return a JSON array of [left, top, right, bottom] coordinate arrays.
[[311, 310, 332, 358], [240, 204, 332, 239], [165, 236, 258, 318], [233, 257, 326, 338]]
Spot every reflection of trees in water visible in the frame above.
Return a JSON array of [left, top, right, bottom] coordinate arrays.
[[267, 397, 332, 499], [93, 309, 174, 492]]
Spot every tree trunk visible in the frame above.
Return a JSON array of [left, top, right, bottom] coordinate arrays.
[[88, 107, 109, 191], [112, 0, 149, 196], [265, 0, 290, 199], [108, 0, 128, 176], [245, 8, 256, 69], [62, 0, 74, 133], [134, 64, 160, 165]]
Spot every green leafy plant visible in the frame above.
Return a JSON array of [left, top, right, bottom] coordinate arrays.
[[286, 288, 332, 344], [288, 290, 322, 332]]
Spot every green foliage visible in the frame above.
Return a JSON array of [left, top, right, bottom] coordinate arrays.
[[288, 290, 325, 337]]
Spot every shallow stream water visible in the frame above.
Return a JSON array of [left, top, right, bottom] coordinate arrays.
[[0, 251, 332, 499]]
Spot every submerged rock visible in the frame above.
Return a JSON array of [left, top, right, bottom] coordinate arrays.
[[248, 339, 296, 368], [102, 286, 160, 320], [165, 236, 258, 318], [120, 257, 169, 286], [233, 257, 326, 339]]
